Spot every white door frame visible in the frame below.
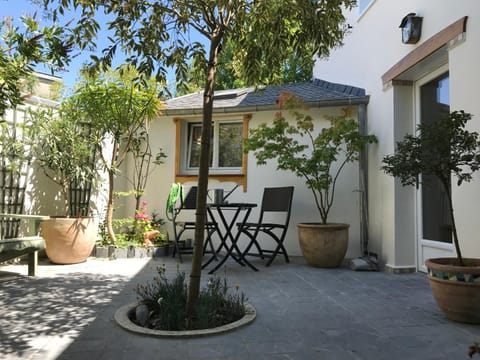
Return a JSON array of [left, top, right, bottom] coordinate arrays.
[[414, 64, 453, 272]]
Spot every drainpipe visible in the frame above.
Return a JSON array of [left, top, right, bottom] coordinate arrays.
[[358, 103, 368, 255], [349, 103, 379, 270]]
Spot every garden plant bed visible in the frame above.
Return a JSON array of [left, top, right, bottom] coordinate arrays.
[[114, 267, 255, 337], [114, 302, 256, 338]]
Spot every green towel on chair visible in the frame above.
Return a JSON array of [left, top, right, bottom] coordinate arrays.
[[166, 183, 184, 220]]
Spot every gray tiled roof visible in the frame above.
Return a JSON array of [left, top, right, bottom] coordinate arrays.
[[163, 78, 368, 115]]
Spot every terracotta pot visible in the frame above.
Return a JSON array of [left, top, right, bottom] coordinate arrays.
[[297, 223, 349, 268], [41, 217, 98, 264], [425, 257, 480, 324], [143, 230, 160, 246]]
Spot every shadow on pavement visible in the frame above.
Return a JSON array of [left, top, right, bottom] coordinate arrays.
[[0, 258, 151, 360]]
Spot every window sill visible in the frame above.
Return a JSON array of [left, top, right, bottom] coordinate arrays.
[[175, 174, 247, 192]]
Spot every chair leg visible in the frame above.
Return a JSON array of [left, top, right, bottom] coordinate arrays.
[[204, 228, 218, 260], [240, 230, 264, 259], [172, 228, 186, 263], [265, 244, 289, 266]]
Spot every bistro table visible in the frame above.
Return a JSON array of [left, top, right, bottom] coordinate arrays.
[[202, 203, 258, 274]]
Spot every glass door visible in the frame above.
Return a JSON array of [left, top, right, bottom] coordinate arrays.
[[416, 69, 453, 271]]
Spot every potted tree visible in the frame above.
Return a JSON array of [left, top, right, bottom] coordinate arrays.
[[31, 101, 99, 265], [68, 66, 162, 245], [246, 92, 377, 268], [382, 110, 480, 324]]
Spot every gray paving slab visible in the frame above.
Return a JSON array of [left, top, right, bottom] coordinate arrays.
[[1, 256, 479, 359]]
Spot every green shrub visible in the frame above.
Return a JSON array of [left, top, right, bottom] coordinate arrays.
[[135, 266, 246, 330]]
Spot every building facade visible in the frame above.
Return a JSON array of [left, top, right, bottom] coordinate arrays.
[[315, 0, 480, 271]]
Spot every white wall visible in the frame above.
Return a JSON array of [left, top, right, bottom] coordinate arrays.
[[314, 0, 480, 268], [138, 106, 365, 259]]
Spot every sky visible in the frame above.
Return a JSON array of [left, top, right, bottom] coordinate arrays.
[[1, 0, 183, 91], [2, 0, 100, 89]]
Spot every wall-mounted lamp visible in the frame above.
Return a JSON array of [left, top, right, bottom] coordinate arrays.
[[399, 13, 423, 44]]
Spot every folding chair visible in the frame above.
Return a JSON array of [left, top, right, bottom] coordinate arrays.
[[168, 185, 217, 263], [238, 186, 294, 266]]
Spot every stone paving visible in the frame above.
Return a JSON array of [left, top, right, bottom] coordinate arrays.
[[1, 256, 479, 360]]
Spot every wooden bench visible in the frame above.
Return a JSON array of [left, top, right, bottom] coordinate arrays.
[[0, 214, 49, 276]]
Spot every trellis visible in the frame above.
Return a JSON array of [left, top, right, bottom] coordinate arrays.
[[0, 108, 32, 238], [68, 122, 97, 217]]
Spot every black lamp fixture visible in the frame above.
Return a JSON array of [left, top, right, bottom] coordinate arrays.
[[399, 13, 423, 44]]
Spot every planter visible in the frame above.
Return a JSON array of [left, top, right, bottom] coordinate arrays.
[[41, 217, 98, 264], [115, 302, 256, 338], [93, 243, 174, 259], [153, 244, 172, 257], [298, 223, 349, 268], [425, 257, 480, 324]]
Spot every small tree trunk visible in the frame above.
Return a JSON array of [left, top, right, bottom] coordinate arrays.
[[134, 193, 142, 212], [106, 168, 116, 243], [106, 141, 119, 244], [444, 183, 463, 265], [186, 35, 221, 320], [61, 182, 69, 217]]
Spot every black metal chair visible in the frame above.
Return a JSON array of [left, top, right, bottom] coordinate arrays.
[[169, 186, 217, 263], [238, 186, 294, 266]]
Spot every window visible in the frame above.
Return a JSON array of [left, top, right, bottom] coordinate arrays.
[[186, 121, 243, 171], [174, 115, 251, 189], [358, 0, 374, 16]]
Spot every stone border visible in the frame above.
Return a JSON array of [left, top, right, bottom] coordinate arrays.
[[92, 244, 174, 259], [114, 302, 256, 338]]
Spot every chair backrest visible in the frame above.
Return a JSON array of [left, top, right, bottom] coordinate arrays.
[[169, 186, 197, 226], [261, 186, 294, 212], [181, 186, 198, 210], [258, 186, 294, 226]]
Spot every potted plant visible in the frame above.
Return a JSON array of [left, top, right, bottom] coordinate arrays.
[[31, 102, 99, 265], [246, 92, 377, 267], [382, 110, 480, 323]]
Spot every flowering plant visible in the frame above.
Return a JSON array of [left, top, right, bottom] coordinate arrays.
[[132, 201, 165, 245]]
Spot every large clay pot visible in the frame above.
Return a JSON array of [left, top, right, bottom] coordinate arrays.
[[298, 223, 349, 268], [41, 217, 98, 264], [425, 257, 480, 324]]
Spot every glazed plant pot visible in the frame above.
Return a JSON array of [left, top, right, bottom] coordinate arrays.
[[425, 257, 480, 324], [41, 217, 98, 264], [298, 223, 349, 268]]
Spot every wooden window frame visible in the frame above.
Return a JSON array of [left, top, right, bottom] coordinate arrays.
[[173, 114, 251, 192]]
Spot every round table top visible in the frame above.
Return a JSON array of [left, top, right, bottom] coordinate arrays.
[[207, 202, 257, 208]]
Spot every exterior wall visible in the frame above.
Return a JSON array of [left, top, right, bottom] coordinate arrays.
[[2, 72, 108, 220], [139, 106, 365, 258], [2, 104, 60, 216], [314, 0, 480, 269], [31, 72, 59, 100]]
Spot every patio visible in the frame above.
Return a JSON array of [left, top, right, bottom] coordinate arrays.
[[1, 256, 479, 360]]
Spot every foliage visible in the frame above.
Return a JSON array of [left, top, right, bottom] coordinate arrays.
[[246, 92, 377, 224], [132, 201, 165, 243], [176, 38, 314, 96], [42, 0, 354, 90], [381, 111, 480, 265], [106, 201, 167, 247], [0, 112, 37, 173], [29, 104, 97, 216], [469, 343, 480, 357], [135, 266, 246, 331], [65, 66, 163, 243], [0, 14, 71, 117], [127, 127, 167, 211], [41, 0, 356, 315]]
